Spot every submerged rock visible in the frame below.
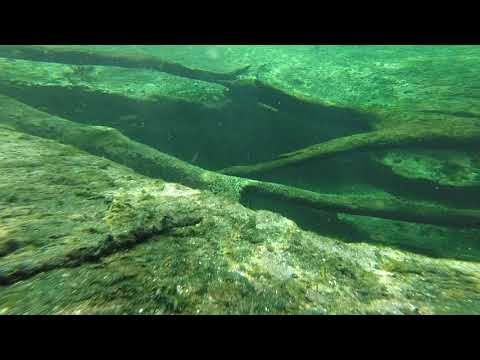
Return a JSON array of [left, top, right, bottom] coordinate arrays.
[[375, 149, 480, 188], [1, 46, 480, 314], [1, 127, 480, 314]]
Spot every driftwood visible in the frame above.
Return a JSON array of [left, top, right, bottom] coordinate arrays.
[[1, 94, 479, 228], [0, 45, 250, 84], [220, 120, 480, 176]]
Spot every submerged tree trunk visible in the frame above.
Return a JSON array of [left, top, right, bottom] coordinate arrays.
[[220, 120, 480, 176], [1, 94, 479, 228], [0, 45, 250, 84]]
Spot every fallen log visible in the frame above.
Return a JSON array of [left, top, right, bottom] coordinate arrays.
[[0, 45, 250, 84], [1, 94, 479, 228], [220, 119, 480, 176]]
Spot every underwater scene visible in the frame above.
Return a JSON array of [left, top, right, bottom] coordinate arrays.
[[0, 45, 479, 315]]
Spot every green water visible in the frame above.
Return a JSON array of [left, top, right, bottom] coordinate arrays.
[[0, 45, 479, 315]]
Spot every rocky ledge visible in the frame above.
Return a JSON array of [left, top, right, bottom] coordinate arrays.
[[1, 127, 480, 314]]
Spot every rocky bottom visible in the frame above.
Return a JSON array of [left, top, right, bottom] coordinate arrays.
[[1, 127, 480, 314]]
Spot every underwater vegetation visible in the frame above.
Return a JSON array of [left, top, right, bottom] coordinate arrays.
[[0, 45, 480, 315]]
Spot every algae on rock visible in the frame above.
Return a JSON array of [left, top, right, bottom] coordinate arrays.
[[2, 94, 480, 228], [0, 45, 251, 84], [1, 46, 480, 314], [220, 119, 480, 176], [1, 126, 480, 314]]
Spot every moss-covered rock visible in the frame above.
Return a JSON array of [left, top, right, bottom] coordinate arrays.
[[1, 127, 480, 314], [32, 45, 478, 123], [0, 56, 375, 171], [1, 46, 480, 314], [374, 149, 480, 188]]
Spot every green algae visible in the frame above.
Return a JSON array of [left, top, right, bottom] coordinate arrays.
[[1, 45, 480, 314]]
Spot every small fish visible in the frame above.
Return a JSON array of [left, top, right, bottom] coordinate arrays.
[[191, 152, 200, 163], [119, 114, 139, 122], [167, 132, 176, 141], [257, 102, 279, 113]]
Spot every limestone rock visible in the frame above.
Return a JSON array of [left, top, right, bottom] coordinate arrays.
[[374, 149, 480, 188], [1, 127, 480, 314]]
